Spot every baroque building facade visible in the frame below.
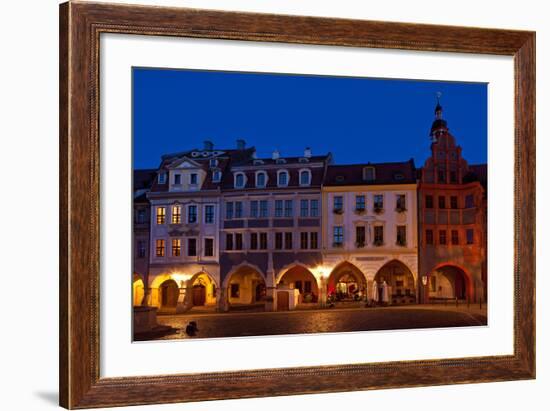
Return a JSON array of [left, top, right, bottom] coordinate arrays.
[[132, 101, 488, 312]]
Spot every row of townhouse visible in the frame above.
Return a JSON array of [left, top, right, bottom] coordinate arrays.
[[132, 103, 487, 313]]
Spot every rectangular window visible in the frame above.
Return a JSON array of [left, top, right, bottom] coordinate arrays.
[[158, 172, 166, 184], [155, 239, 165, 257], [466, 229, 475, 244], [425, 195, 434, 209], [260, 232, 268, 249], [275, 232, 283, 250], [235, 201, 243, 218], [235, 233, 243, 250], [171, 238, 181, 256], [355, 195, 366, 211], [187, 238, 197, 256], [374, 226, 384, 245], [450, 230, 458, 245], [396, 194, 406, 211], [333, 226, 344, 246], [465, 194, 475, 208], [333, 196, 343, 212], [300, 199, 309, 217], [284, 200, 293, 217], [310, 199, 319, 217], [300, 232, 308, 249], [278, 172, 288, 186], [284, 232, 293, 250], [190, 173, 198, 185], [225, 202, 233, 219], [438, 196, 446, 209], [171, 205, 181, 224], [259, 200, 268, 218], [374, 194, 384, 211], [174, 174, 181, 185], [230, 283, 240, 298], [137, 240, 146, 258], [439, 230, 447, 245], [250, 200, 259, 218], [187, 205, 197, 223], [156, 207, 166, 224], [396, 225, 407, 246], [226, 233, 233, 250], [356, 226, 365, 246], [275, 200, 283, 217], [250, 233, 258, 250], [426, 229, 434, 245], [204, 238, 214, 256], [204, 205, 214, 224], [310, 232, 318, 249], [450, 170, 458, 183], [450, 196, 458, 209]]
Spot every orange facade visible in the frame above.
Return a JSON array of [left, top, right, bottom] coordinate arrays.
[[418, 102, 487, 303]]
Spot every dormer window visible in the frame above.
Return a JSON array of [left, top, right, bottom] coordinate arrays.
[[277, 170, 289, 187], [256, 171, 267, 188], [393, 173, 404, 181], [253, 159, 265, 165], [158, 172, 167, 184], [275, 158, 286, 164], [299, 157, 309, 163], [234, 172, 246, 189], [190, 173, 198, 185], [212, 170, 221, 183], [299, 169, 311, 186], [363, 166, 375, 181], [209, 158, 218, 168]]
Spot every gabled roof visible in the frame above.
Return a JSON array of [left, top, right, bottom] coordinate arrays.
[[324, 159, 417, 186]]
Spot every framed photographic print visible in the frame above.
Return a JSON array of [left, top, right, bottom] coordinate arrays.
[[59, 1, 535, 409]]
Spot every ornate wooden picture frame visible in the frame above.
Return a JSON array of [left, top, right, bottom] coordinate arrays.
[[59, 1, 535, 408]]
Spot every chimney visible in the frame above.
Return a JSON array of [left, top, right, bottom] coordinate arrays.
[[203, 140, 214, 150], [304, 147, 312, 158], [236, 139, 246, 150], [272, 149, 280, 160]]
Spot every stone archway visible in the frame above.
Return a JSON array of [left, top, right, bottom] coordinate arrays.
[[428, 264, 472, 301], [188, 272, 218, 308], [374, 260, 416, 304], [132, 274, 145, 306], [158, 279, 179, 312], [327, 262, 368, 302], [277, 264, 319, 305], [224, 264, 266, 310]]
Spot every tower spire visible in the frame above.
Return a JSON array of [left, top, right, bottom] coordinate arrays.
[[430, 92, 448, 140]]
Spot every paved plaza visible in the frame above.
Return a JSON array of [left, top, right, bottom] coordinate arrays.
[[146, 304, 487, 340]]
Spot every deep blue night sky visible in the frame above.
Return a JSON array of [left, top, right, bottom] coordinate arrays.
[[133, 68, 487, 169]]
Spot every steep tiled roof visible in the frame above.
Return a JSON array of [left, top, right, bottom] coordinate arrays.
[[324, 160, 417, 186], [133, 169, 156, 191]]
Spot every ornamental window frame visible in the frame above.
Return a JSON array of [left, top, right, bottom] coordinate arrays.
[[234, 172, 247, 189], [298, 168, 312, 186], [277, 169, 289, 187], [255, 170, 268, 188]]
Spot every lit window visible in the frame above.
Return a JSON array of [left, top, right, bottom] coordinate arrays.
[[204, 205, 214, 224], [171, 205, 181, 224], [155, 239, 165, 257], [156, 207, 166, 225], [172, 239, 181, 256], [299, 170, 311, 186], [187, 205, 197, 223]]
